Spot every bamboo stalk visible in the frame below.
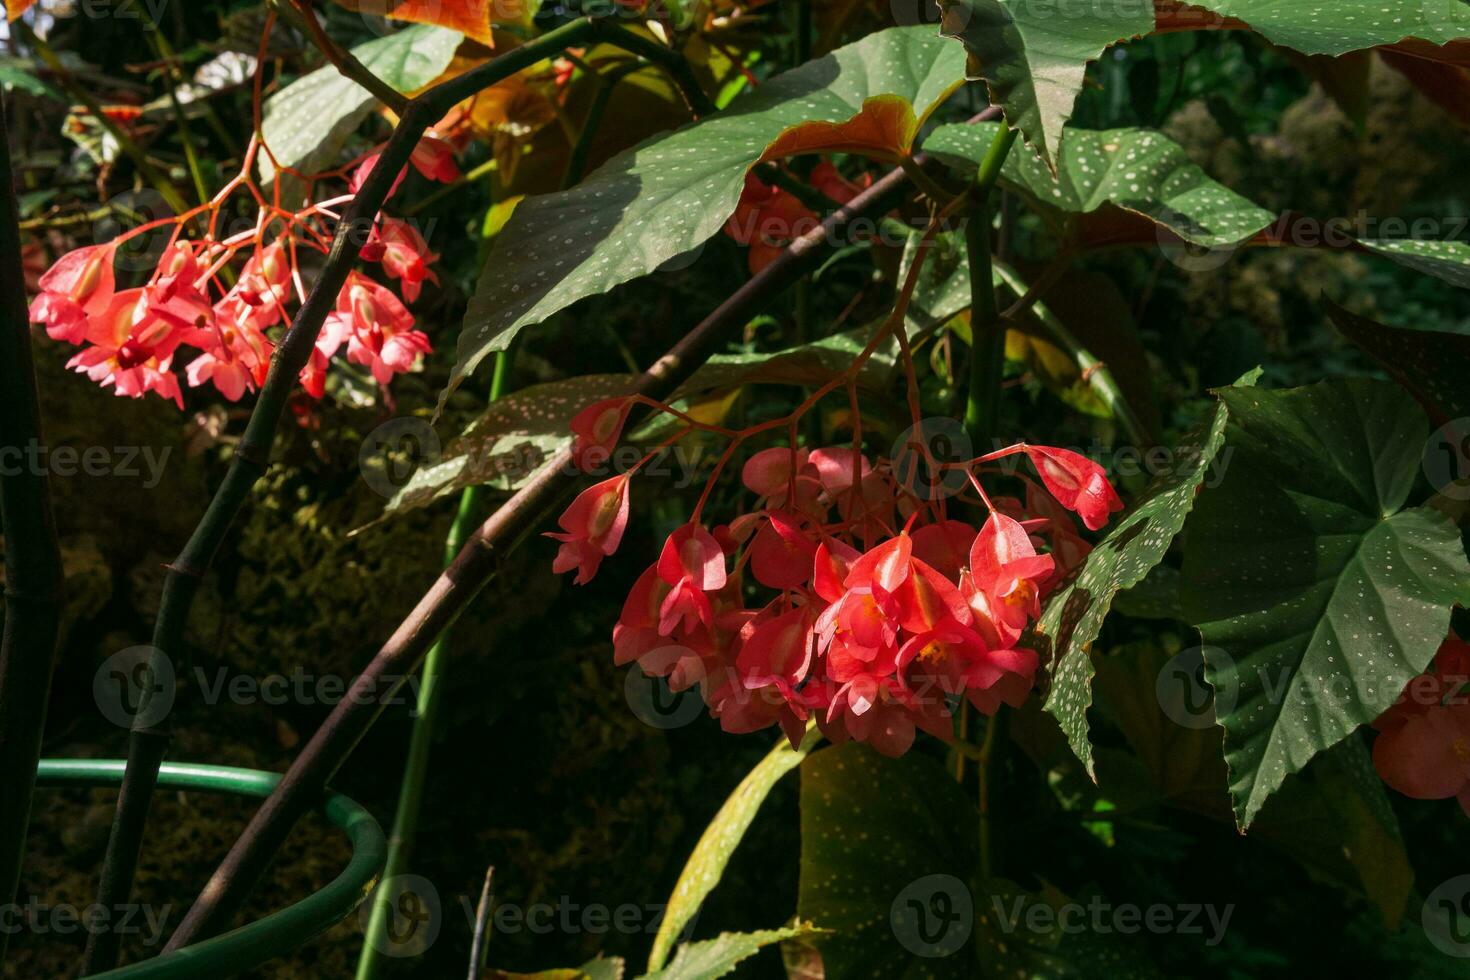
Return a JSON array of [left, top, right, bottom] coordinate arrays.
[[0, 91, 66, 968]]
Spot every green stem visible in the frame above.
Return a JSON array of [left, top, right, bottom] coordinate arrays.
[[977, 707, 1007, 881], [0, 90, 65, 970], [18, 22, 189, 214], [355, 356, 510, 980], [562, 60, 643, 191], [404, 158, 496, 217], [146, 31, 211, 208], [962, 125, 1018, 450]]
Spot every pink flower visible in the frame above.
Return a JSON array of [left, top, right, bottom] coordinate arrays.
[[349, 135, 461, 198], [139, 242, 215, 334], [66, 288, 184, 407], [322, 272, 432, 385], [1373, 699, 1470, 816], [28, 243, 117, 344], [656, 523, 727, 634], [547, 476, 631, 585], [360, 217, 440, 302], [1023, 445, 1123, 531], [569, 396, 633, 472]]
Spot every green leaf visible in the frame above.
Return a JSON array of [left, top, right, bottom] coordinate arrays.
[[1356, 238, 1470, 289], [1181, 378, 1470, 828], [641, 926, 821, 980], [258, 25, 460, 181], [799, 742, 979, 980], [799, 743, 1159, 978], [648, 729, 821, 973], [1324, 296, 1470, 426], [498, 957, 626, 980], [935, 0, 1155, 168], [1036, 376, 1245, 777], [1179, 0, 1470, 54], [679, 326, 897, 397], [0, 57, 65, 101], [926, 122, 1274, 249], [362, 374, 636, 528], [940, 1, 1470, 170], [449, 25, 964, 405]]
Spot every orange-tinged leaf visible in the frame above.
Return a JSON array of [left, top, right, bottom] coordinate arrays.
[[330, 0, 532, 47], [757, 94, 919, 164], [5, 0, 37, 19]]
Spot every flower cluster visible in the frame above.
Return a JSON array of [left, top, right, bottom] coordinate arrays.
[[26, 134, 454, 407], [1372, 633, 1470, 816], [549, 396, 1123, 756]]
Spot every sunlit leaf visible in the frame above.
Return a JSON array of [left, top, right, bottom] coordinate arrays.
[[1181, 378, 1470, 827], [258, 24, 461, 181], [448, 25, 964, 408], [329, 0, 534, 46]]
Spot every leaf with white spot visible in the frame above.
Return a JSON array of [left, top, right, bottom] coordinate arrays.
[[799, 742, 979, 980], [1181, 378, 1470, 828], [926, 122, 1274, 250], [366, 374, 637, 527], [799, 743, 1160, 979], [938, 0, 1470, 168], [935, 0, 1155, 168], [648, 729, 821, 973], [1157, 0, 1470, 55], [641, 925, 823, 980], [1325, 296, 1470, 427], [258, 24, 461, 181], [447, 25, 965, 407], [1036, 373, 1250, 778], [1356, 238, 1470, 289]]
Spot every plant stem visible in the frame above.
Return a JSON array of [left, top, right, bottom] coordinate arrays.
[[562, 60, 643, 191], [962, 124, 1017, 450], [977, 707, 1007, 881], [353, 353, 509, 980], [0, 91, 65, 970], [17, 22, 189, 214], [276, 0, 409, 114], [164, 159, 922, 952], [146, 31, 211, 208]]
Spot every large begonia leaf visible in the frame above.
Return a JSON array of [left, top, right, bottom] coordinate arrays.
[[1180, 378, 1470, 827], [449, 25, 964, 406]]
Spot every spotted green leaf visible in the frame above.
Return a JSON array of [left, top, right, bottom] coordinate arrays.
[[940, 0, 1470, 166], [1170, 1, 1470, 54], [364, 374, 636, 528], [799, 743, 1159, 978], [935, 0, 1155, 168], [448, 25, 964, 406], [1324, 297, 1470, 427], [1357, 238, 1470, 289], [258, 24, 460, 181], [927, 122, 1274, 249], [1036, 374, 1247, 777], [799, 742, 979, 980], [642, 926, 822, 980], [648, 729, 821, 973], [1181, 378, 1470, 828]]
